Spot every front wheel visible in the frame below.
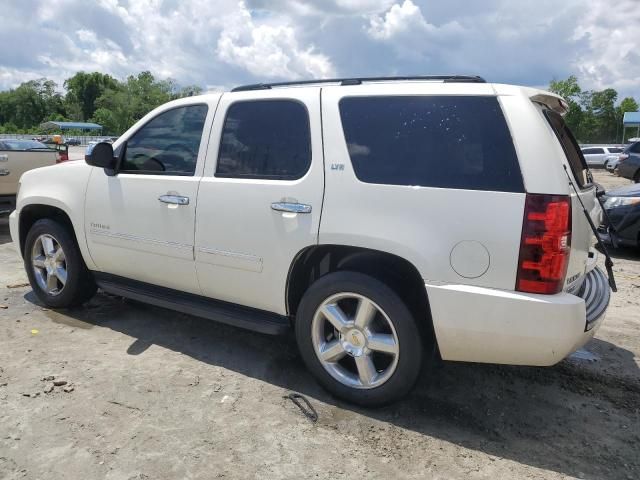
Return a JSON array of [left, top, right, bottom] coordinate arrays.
[[295, 271, 424, 407], [24, 219, 97, 308]]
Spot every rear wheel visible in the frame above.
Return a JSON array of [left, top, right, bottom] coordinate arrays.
[[24, 219, 96, 308], [295, 271, 424, 406]]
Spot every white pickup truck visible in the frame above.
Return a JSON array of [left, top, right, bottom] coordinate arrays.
[[0, 139, 60, 214], [9, 76, 614, 406]]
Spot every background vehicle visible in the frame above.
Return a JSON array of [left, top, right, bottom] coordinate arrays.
[[0, 139, 58, 214], [598, 183, 640, 248], [66, 138, 81, 146], [581, 145, 624, 167], [605, 156, 623, 174], [8, 77, 612, 406], [616, 141, 640, 182]]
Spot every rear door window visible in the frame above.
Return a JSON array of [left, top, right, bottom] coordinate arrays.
[[215, 100, 311, 180], [544, 110, 590, 188], [338, 96, 524, 192], [607, 147, 622, 153]]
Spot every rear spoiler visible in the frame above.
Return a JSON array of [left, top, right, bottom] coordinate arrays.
[[529, 92, 569, 116]]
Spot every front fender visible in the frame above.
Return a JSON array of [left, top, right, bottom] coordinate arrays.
[[16, 162, 96, 270]]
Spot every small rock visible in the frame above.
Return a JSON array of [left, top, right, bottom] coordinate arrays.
[[44, 383, 54, 394], [63, 385, 74, 393], [7, 282, 30, 288], [53, 380, 67, 386], [42, 375, 55, 382], [0, 383, 8, 388], [0, 305, 7, 309]]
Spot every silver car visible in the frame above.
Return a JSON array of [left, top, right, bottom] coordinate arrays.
[[581, 145, 624, 167]]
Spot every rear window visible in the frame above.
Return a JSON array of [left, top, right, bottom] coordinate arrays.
[[581, 147, 605, 155], [544, 110, 590, 188], [338, 96, 524, 192]]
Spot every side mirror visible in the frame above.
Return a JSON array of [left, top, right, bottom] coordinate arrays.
[[85, 142, 117, 174], [594, 182, 606, 198]]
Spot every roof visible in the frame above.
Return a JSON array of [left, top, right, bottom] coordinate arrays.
[[623, 112, 640, 126], [40, 121, 102, 130]]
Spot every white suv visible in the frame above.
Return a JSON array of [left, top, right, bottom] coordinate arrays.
[[9, 76, 613, 406]]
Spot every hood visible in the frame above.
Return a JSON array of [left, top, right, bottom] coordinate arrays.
[[605, 183, 640, 198]]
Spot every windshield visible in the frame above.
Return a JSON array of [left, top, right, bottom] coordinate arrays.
[[0, 139, 51, 151]]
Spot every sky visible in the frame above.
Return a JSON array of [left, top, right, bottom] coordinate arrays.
[[0, 0, 639, 100]]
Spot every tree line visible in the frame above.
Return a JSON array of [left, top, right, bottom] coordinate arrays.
[[0, 71, 201, 135], [548, 76, 637, 144], [0, 71, 637, 142]]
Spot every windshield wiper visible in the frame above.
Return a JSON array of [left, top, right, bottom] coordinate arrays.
[[563, 165, 617, 292]]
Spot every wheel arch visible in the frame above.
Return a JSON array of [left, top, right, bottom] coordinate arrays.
[[19, 203, 79, 258], [286, 244, 436, 346]]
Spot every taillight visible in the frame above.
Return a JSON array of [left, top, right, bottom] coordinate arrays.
[[516, 194, 571, 294]]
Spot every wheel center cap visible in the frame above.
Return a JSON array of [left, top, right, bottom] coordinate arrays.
[[342, 329, 367, 357]]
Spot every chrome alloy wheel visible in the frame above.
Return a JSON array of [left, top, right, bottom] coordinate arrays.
[[311, 292, 400, 389], [31, 234, 67, 296]]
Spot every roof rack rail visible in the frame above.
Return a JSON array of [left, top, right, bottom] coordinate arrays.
[[231, 75, 486, 92]]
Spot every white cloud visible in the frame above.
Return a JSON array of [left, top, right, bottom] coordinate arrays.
[[572, 0, 640, 97], [0, 0, 637, 103], [216, 2, 335, 79], [367, 0, 429, 40]]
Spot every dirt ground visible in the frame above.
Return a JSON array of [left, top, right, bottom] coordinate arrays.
[[0, 170, 638, 480]]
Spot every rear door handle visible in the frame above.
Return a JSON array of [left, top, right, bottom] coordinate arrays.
[[0, 169, 9, 176], [271, 202, 312, 214], [0, 154, 8, 162], [158, 194, 190, 206]]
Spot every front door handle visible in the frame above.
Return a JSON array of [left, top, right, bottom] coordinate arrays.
[[0, 169, 9, 176], [271, 202, 312, 214], [0, 154, 8, 162], [158, 194, 189, 206]]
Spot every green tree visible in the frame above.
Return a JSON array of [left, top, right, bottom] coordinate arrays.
[[64, 72, 118, 121], [549, 75, 583, 136], [617, 97, 639, 142]]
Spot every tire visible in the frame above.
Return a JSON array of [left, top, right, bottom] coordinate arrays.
[[295, 271, 424, 407], [24, 218, 97, 308]]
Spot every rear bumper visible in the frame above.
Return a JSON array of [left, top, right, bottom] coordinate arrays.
[[426, 266, 610, 366], [578, 266, 610, 330]]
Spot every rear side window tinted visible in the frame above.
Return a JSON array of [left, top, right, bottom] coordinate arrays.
[[544, 110, 589, 188], [338, 96, 524, 192], [216, 100, 311, 180], [629, 143, 640, 153], [581, 147, 605, 154], [607, 147, 622, 153]]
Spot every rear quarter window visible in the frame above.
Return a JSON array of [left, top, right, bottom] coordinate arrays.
[[544, 110, 590, 188], [338, 95, 524, 192]]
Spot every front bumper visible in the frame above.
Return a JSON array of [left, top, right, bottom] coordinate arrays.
[[426, 266, 610, 366]]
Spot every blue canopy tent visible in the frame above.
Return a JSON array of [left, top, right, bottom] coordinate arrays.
[[623, 112, 640, 142], [40, 121, 102, 133]]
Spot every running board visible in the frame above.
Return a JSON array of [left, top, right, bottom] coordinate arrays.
[[93, 272, 291, 335]]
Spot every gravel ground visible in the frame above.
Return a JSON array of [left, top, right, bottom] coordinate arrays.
[[0, 170, 638, 480]]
